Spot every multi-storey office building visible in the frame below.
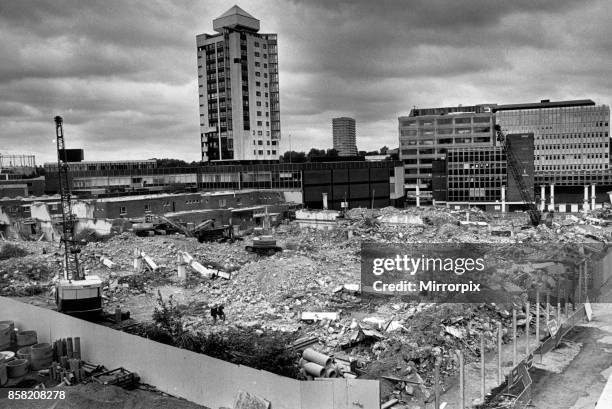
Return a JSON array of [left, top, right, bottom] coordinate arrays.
[[196, 6, 280, 161], [434, 133, 534, 210], [398, 105, 495, 201], [332, 117, 358, 156], [494, 100, 610, 174]]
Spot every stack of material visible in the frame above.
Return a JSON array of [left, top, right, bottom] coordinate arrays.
[[299, 348, 341, 379]]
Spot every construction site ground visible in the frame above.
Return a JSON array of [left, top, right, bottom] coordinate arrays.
[[3, 206, 612, 407]]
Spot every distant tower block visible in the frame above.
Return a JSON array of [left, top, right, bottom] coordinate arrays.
[[332, 117, 358, 156]]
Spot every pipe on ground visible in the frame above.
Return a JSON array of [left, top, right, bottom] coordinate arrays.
[[302, 348, 332, 367]]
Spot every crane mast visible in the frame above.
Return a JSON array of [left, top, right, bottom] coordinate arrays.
[[54, 116, 83, 281], [495, 125, 541, 226]]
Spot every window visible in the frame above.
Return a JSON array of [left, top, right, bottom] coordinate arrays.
[[267, 150, 270, 155], [256, 91, 261, 96], [254, 41, 260, 47], [120, 206, 127, 215], [272, 150, 276, 155], [257, 111, 262, 116], [258, 140, 263, 145], [258, 150, 263, 155], [255, 71, 261, 77], [219, 199, 227, 207], [255, 62, 260, 67], [256, 81, 261, 86], [255, 52, 260, 57], [144, 204, 151, 212], [257, 121, 262, 126], [256, 101, 262, 106], [258, 131, 263, 136]]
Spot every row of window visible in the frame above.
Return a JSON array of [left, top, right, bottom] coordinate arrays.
[[536, 143, 608, 150], [253, 140, 278, 146], [537, 132, 609, 139], [253, 150, 277, 155], [537, 164, 608, 171], [400, 116, 492, 127], [537, 154, 608, 161]]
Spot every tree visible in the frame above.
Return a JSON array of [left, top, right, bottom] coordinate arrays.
[[307, 148, 326, 160], [325, 148, 339, 157], [281, 151, 307, 163], [150, 158, 190, 168]]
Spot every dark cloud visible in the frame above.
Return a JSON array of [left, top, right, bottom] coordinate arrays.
[[0, 0, 610, 162]]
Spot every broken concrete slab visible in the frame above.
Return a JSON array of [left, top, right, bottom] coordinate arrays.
[[300, 312, 339, 322]]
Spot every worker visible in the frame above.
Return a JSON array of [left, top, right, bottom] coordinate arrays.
[[210, 303, 218, 323], [217, 304, 226, 322]]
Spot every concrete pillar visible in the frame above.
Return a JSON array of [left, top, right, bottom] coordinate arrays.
[[540, 185, 546, 211], [549, 184, 555, 210], [416, 180, 421, 208], [322, 193, 328, 210], [583, 185, 589, 211], [591, 184, 596, 210], [501, 185, 506, 213]]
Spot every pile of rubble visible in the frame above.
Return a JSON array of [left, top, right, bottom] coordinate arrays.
[[4, 204, 612, 406]]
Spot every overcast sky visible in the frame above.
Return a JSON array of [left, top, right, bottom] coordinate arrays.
[[1, 0, 611, 163]]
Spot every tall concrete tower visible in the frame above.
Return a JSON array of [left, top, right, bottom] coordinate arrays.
[[196, 6, 280, 161], [332, 117, 358, 156]]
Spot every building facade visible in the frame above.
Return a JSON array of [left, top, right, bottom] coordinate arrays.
[[495, 99, 610, 175], [433, 133, 534, 210], [332, 117, 358, 156], [196, 6, 280, 162], [398, 105, 495, 201]]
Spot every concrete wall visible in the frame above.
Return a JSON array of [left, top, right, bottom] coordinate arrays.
[[0, 297, 379, 409]]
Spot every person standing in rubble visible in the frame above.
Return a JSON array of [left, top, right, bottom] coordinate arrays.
[[217, 303, 226, 322], [210, 303, 218, 323]]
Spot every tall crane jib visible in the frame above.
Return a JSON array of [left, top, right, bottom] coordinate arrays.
[[54, 116, 83, 281], [495, 125, 542, 226]]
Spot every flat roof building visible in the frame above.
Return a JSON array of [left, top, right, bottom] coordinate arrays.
[[196, 6, 280, 162], [398, 107, 496, 201], [399, 99, 610, 202], [494, 99, 609, 176]]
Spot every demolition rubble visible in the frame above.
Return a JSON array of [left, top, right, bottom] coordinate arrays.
[[2, 205, 612, 406]]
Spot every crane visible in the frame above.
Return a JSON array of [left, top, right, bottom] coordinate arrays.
[[495, 125, 543, 226], [54, 116, 103, 315]]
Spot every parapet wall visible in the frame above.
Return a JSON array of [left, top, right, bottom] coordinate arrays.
[[0, 297, 379, 409]]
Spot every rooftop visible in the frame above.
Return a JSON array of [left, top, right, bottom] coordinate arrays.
[[213, 5, 260, 33], [493, 99, 597, 112]]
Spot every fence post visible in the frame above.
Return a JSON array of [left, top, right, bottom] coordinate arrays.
[[434, 359, 440, 409], [513, 308, 517, 367], [497, 321, 502, 385], [481, 334, 486, 403], [458, 350, 465, 409], [546, 292, 550, 324], [536, 290, 540, 343], [578, 265, 583, 305], [525, 301, 530, 356]]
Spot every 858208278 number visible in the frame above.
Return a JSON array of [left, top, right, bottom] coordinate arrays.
[[8, 390, 66, 400]]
